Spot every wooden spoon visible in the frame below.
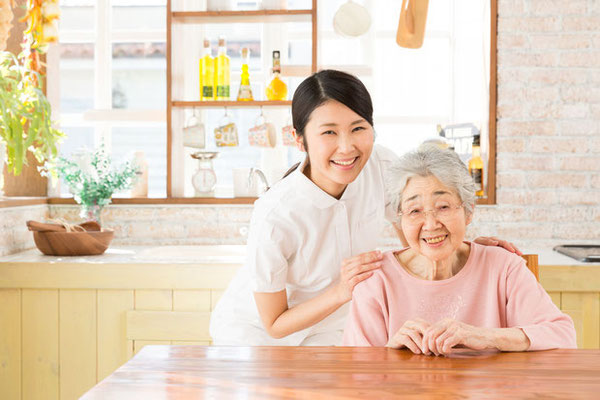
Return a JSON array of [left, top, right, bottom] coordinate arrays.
[[396, 0, 430, 49], [27, 221, 66, 232]]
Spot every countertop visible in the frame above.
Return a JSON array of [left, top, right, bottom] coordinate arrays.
[[0, 245, 246, 290], [1, 245, 598, 292], [0, 245, 247, 265], [0, 245, 597, 267]]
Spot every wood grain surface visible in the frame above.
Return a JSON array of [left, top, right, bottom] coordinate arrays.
[[81, 345, 600, 399]]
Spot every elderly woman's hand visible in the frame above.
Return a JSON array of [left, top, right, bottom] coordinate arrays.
[[386, 318, 431, 354], [421, 318, 491, 356], [336, 250, 383, 303], [473, 236, 522, 256]]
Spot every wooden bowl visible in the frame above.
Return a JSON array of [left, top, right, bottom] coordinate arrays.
[[33, 229, 114, 256]]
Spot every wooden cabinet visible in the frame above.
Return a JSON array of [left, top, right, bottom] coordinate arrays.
[[541, 265, 600, 349], [166, 1, 318, 197], [0, 258, 240, 400]]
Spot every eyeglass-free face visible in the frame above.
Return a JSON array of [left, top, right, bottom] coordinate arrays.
[[399, 175, 472, 262], [297, 100, 374, 199]]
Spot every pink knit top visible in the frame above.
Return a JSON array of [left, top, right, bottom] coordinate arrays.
[[343, 242, 577, 351]]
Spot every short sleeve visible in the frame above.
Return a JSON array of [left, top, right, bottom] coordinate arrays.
[[247, 220, 289, 293], [342, 275, 389, 347], [373, 145, 401, 223]]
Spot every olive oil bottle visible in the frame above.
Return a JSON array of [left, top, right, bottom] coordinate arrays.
[[199, 39, 215, 101], [265, 50, 287, 101], [237, 47, 254, 101], [468, 134, 484, 197], [214, 36, 230, 101]]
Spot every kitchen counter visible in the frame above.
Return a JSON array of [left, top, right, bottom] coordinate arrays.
[[0, 245, 247, 400], [0, 245, 245, 289], [1, 244, 596, 265], [522, 247, 600, 267], [0, 245, 247, 264], [1, 244, 598, 290], [1, 244, 599, 400]]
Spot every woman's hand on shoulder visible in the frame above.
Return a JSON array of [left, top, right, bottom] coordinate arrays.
[[336, 250, 383, 303], [473, 236, 522, 256], [386, 318, 431, 354]]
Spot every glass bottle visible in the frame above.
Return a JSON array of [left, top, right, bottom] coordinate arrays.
[[130, 151, 148, 198], [265, 50, 287, 101], [214, 36, 230, 101], [199, 39, 215, 101], [237, 47, 254, 101], [468, 134, 484, 197]]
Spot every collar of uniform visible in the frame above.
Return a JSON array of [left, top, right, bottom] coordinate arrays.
[[292, 158, 359, 209]]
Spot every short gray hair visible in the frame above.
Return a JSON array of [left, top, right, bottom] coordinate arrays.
[[387, 146, 477, 217]]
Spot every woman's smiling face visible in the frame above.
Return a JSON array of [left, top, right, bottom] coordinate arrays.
[[400, 175, 472, 262], [298, 100, 374, 198]]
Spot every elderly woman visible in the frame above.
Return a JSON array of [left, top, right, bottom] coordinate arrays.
[[342, 147, 576, 355]]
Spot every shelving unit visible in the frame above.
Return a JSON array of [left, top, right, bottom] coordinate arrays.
[[166, 0, 317, 198], [172, 9, 314, 21], [172, 100, 292, 108]]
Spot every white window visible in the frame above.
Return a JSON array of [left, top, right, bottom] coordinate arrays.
[[49, 0, 490, 198], [49, 0, 168, 197]]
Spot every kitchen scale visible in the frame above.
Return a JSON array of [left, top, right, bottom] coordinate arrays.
[[553, 245, 600, 262], [191, 151, 218, 197]]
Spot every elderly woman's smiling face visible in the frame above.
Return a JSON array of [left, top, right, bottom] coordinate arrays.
[[400, 175, 472, 262]]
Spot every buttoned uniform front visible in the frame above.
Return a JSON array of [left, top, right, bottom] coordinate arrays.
[[209, 145, 399, 345]]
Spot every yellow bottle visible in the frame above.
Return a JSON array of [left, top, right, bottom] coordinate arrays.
[[265, 50, 287, 101], [214, 36, 230, 101], [468, 134, 485, 197], [237, 47, 254, 101], [199, 39, 215, 101]]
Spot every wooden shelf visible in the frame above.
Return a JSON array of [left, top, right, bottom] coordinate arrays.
[[172, 100, 291, 108], [1, 196, 489, 208], [47, 197, 258, 205], [172, 9, 313, 23], [0, 197, 47, 208], [166, 0, 317, 197]]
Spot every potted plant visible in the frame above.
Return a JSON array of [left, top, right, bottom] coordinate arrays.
[[0, 50, 64, 177], [43, 144, 139, 223]]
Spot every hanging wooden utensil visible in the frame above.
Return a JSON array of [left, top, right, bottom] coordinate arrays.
[[396, 0, 430, 49]]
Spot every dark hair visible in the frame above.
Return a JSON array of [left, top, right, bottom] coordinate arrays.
[[292, 69, 374, 137], [280, 70, 374, 180]]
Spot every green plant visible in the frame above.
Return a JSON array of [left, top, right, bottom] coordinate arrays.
[[44, 144, 139, 208], [0, 50, 64, 175]]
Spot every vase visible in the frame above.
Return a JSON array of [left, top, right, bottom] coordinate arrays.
[[80, 203, 105, 224]]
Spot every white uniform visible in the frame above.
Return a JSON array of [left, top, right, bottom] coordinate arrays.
[[209, 145, 399, 345]]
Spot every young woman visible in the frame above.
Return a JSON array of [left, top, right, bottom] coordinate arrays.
[[209, 70, 519, 346]]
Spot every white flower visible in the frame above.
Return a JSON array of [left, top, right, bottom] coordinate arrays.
[[75, 150, 93, 176]]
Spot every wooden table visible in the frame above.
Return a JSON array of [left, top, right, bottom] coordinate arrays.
[[81, 345, 600, 399]]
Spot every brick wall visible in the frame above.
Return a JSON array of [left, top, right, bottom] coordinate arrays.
[[0, 205, 48, 256], [48, 205, 253, 246], [485, 0, 600, 248]]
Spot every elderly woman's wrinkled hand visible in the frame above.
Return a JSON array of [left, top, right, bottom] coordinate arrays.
[[386, 318, 431, 354], [421, 318, 491, 356]]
